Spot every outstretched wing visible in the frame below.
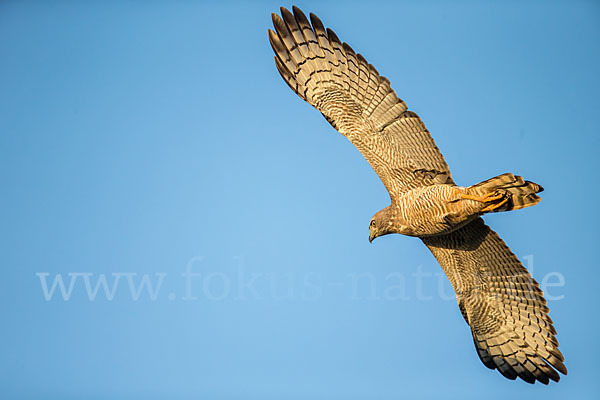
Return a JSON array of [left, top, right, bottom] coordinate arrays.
[[422, 218, 567, 384], [268, 7, 453, 199]]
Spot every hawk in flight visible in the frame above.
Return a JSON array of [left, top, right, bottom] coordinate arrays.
[[268, 6, 566, 384]]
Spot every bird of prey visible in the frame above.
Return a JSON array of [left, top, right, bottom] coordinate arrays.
[[268, 6, 567, 384]]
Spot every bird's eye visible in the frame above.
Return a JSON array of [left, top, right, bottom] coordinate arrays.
[[370, 220, 376, 228]]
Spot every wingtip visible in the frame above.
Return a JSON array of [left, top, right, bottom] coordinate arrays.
[[280, 6, 293, 21], [271, 12, 282, 27], [326, 27, 341, 44], [267, 28, 279, 51], [292, 6, 310, 27]]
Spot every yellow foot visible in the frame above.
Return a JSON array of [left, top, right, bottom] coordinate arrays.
[[481, 197, 509, 212], [460, 190, 504, 203]]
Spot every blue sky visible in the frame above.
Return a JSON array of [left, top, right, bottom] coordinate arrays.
[[1, 0, 599, 398]]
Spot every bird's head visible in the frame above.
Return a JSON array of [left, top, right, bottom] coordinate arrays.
[[369, 207, 394, 243]]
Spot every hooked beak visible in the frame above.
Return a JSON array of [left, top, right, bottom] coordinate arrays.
[[369, 231, 376, 243]]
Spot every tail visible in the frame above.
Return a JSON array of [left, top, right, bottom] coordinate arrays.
[[467, 173, 544, 213]]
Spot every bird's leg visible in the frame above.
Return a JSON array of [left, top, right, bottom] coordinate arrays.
[[480, 197, 509, 212], [460, 190, 504, 203], [459, 190, 509, 212]]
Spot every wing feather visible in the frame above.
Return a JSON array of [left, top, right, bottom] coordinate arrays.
[[269, 7, 453, 198], [422, 218, 567, 384]]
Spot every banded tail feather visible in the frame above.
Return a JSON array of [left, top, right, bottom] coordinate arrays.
[[468, 173, 543, 213]]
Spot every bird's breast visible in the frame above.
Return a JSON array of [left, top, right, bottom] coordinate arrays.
[[394, 185, 471, 237]]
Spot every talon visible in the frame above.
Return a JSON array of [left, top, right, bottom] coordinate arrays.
[[482, 191, 504, 202], [481, 197, 509, 212]]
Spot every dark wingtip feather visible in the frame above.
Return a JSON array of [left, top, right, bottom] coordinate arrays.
[[519, 369, 537, 384], [549, 347, 565, 363], [271, 13, 288, 38], [326, 27, 341, 45], [280, 6, 295, 27], [271, 12, 281, 26], [309, 12, 324, 30], [550, 357, 568, 375], [292, 5, 308, 21], [273, 56, 298, 96], [267, 28, 277, 47], [342, 42, 355, 55], [498, 366, 518, 381]]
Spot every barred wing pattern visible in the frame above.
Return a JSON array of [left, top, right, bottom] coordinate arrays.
[[422, 218, 567, 384], [268, 6, 453, 199], [269, 7, 566, 385]]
